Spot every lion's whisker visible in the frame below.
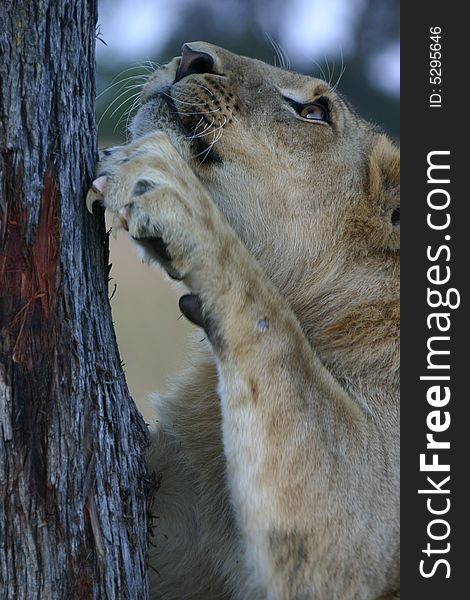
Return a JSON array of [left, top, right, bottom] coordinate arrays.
[[266, 33, 292, 71], [189, 118, 215, 140], [97, 75, 147, 100], [194, 116, 226, 163], [107, 89, 142, 126], [178, 107, 221, 118], [113, 93, 141, 135], [160, 89, 208, 108], [311, 59, 328, 84], [98, 85, 140, 128], [331, 50, 346, 92], [124, 94, 143, 141], [187, 117, 205, 141], [191, 82, 216, 98]]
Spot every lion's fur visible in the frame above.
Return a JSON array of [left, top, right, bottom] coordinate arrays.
[[103, 42, 400, 599]]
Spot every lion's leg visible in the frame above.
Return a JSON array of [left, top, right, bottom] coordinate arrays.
[[91, 133, 394, 599], [184, 264, 370, 599]]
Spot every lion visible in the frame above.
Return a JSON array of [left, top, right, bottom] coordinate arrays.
[[88, 42, 400, 600]]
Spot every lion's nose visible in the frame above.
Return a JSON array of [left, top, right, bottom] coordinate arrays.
[[174, 43, 215, 82]]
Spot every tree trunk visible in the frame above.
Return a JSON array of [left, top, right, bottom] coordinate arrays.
[[0, 2, 151, 598]]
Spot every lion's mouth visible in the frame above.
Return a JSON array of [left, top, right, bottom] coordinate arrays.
[[143, 89, 223, 165], [154, 89, 181, 120]]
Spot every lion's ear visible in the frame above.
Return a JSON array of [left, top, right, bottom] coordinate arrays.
[[367, 134, 400, 251]]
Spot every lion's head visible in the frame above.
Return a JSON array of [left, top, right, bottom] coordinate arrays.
[[130, 42, 400, 378]]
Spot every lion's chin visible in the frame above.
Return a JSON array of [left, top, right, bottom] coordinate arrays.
[[128, 97, 190, 160], [129, 95, 182, 140]]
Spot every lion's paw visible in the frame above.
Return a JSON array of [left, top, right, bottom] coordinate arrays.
[[86, 133, 223, 283]]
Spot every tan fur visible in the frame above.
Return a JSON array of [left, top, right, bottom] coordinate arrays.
[[91, 42, 400, 599]]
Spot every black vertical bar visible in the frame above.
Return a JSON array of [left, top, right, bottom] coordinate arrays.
[[401, 3, 469, 598]]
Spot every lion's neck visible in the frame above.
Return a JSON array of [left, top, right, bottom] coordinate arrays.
[[267, 250, 400, 384]]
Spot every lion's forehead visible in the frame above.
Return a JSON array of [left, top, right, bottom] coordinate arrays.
[[231, 53, 332, 97]]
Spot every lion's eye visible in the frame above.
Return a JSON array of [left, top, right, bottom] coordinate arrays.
[[299, 104, 327, 121], [283, 95, 331, 124]]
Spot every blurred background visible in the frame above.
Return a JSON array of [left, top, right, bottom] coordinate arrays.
[[96, 0, 399, 421]]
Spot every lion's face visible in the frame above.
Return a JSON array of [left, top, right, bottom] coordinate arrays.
[[130, 42, 399, 287]]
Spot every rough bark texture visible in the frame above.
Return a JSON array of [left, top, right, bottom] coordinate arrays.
[[0, 1, 150, 598]]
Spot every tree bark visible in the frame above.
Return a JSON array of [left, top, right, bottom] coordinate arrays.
[[0, 1, 151, 598]]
